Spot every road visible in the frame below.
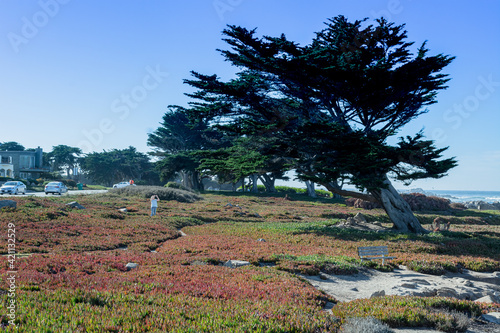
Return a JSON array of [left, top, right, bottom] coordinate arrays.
[[0, 190, 108, 197]]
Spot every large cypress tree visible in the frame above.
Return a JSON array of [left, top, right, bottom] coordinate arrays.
[[184, 16, 456, 233]]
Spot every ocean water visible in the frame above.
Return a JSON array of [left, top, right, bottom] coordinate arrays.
[[414, 190, 500, 203]]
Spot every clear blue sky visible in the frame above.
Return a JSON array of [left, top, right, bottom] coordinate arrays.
[[1, 0, 499, 191]]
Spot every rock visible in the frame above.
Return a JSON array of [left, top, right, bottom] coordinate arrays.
[[474, 295, 497, 304], [323, 301, 335, 311], [481, 312, 500, 324], [475, 293, 500, 303], [463, 200, 500, 210], [458, 278, 473, 287], [319, 272, 329, 280], [401, 283, 417, 289], [353, 212, 368, 223], [0, 200, 16, 209], [412, 288, 436, 297], [223, 260, 250, 269], [118, 208, 128, 213], [125, 263, 138, 271], [66, 201, 86, 209], [436, 287, 459, 298], [257, 238, 266, 242], [351, 287, 358, 292], [370, 290, 385, 298]]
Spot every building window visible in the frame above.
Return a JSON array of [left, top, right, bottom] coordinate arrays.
[[20, 155, 34, 168], [1, 156, 12, 164]]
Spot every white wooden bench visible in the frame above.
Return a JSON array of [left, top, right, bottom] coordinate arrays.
[[358, 246, 395, 265]]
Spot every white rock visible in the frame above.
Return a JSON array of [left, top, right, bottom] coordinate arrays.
[[125, 262, 138, 271], [66, 201, 86, 209], [223, 260, 250, 269]]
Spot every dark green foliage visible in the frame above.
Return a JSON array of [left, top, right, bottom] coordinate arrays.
[[148, 108, 226, 190], [79, 147, 153, 186], [47, 145, 82, 178], [0, 141, 25, 151]]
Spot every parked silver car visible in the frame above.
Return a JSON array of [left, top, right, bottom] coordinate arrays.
[[45, 181, 68, 195], [113, 181, 135, 189], [0, 181, 27, 195]]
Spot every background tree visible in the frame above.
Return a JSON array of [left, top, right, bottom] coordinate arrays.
[[79, 147, 152, 186], [48, 145, 82, 178], [147, 107, 224, 190], [183, 16, 456, 233], [0, 141, 25, 151]]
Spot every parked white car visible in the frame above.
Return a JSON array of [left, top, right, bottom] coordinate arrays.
[[0, 181, 27, 195], [112, 181, 135, 189], [45, 181, 68, 195]]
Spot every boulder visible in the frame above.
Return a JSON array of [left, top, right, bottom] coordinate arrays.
[[463, 201, 500, 210], [370, 290, 385, 298], [257, 238, 266, 242], [481, 312, 500, 324], [353, 212, 368, 223], [436, 287, 459, 298], [400, 282, 417, 289], [223, 260, 250, 269], [66, 201, 86, 209], [125, 263, 138, 271], [0, 200, 16, 209], [118, 208, 128, 213]]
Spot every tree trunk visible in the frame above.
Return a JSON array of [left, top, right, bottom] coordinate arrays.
[[250, 174, 259, 193], [258, 174, 277, 193], [321, 181, 373, 201], [305, 180, 317, 198], [369, 176, 429, 234], [192, 170, 203, 191]]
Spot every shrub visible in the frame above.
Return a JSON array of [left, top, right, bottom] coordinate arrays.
[[275, 186, 300, 194], [109, 185, 203, 203], [165, 181, 193, 192], [345, 193, 452, 211], [62, 179, 77, 188], [402, 193, 451, 211], [407, 260, 446, 275], [450, 202, 467, 210], [434, 310, 470, 333], [341, 317, 394, 333]]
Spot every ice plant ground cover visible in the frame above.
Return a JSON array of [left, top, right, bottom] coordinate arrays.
[[0, 191, 499, 332]]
